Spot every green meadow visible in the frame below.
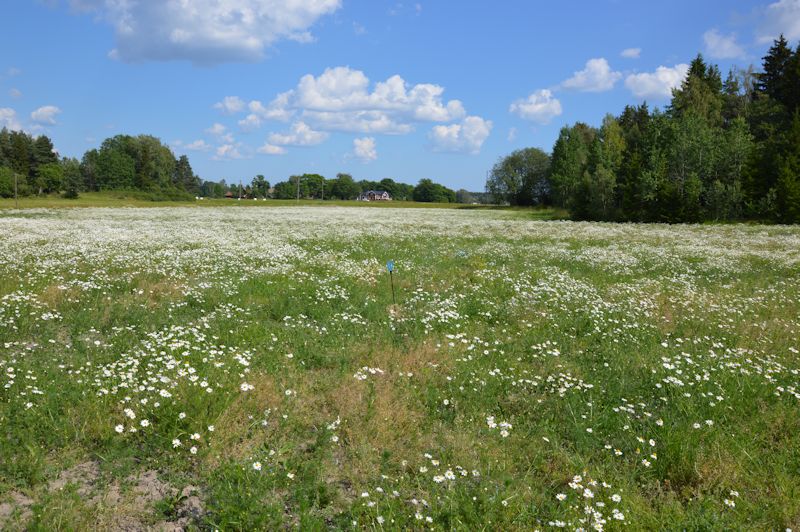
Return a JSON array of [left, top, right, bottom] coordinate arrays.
[[0, 206, 798, 530]]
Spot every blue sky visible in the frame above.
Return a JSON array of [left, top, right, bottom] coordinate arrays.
[[1, 0, 798, 190]]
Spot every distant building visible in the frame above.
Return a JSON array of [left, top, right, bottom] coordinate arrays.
[[357, 190, 392, 201]]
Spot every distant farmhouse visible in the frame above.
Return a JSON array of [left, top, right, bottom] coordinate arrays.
[[357, 190, 392, 201]]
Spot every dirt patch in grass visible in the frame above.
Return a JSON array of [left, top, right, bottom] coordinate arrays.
[[130, 470, 176, 506], [48, 460, 101, 496], [94, 471, 204, 531], [0, 491, 34, 529], [9, 462, 207, 531]]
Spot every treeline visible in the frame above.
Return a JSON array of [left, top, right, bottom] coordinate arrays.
[[82, 135, 200, 198], [487, 36, 800, 223], [201, 174, 471, 203], [210, 173, 418, 201], [0, 129, 472, 204], [0, 132, 201, 200], [0, 130, 83, 198], [273, 174, 413, 200]]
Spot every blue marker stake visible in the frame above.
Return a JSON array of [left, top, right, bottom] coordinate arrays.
[[387, 260, 396, 304]]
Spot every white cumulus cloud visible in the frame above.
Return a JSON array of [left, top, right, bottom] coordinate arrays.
[[621, 48, 641, 59], [238, 96, 294, 131], [353, 136, 377, 161], [71, 0, 342, 64], [184, 139, 212, 151], [757, 0, 800, 43], [238, 114, 262, 132], [429, 116, 492, 154], [31, 105, 62, 125], [250, 96, 292, 119], [206, 123, 227, 136], [9, 88, 22, 99], [509, 90, 562, 124], [703, 29, 746, 59], [561, 58, 621, 92], [0, 108, 22, 130], [214, 96, 246, 114], [625, 64, 689, 100], [295, 67, 464, 119], [257, 143, 287, 155], [301, 110, 413, 134], [242, 66, 466, 134], [214, 143, 245, 160], [268, 121, 328, 146]]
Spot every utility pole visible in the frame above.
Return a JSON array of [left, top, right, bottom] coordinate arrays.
[[321, 178, 324, 201], [14, 172, 18, 209], [295, 175, 300, 203]]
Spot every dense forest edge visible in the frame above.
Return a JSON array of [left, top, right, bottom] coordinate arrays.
[[2, 37, 799, 221], [0, 129, 483, 205], [487, 36, 800, 223]]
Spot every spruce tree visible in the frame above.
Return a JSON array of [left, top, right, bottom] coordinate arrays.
[[757, 35, 793, 106], [174, 155, 199, 193], [670, 54, 724, 126], [776, 111, 800, 223]]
